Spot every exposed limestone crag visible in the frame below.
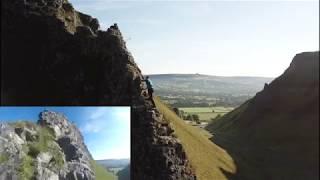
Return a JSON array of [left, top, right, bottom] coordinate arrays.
[[0, 111, 94, 180]]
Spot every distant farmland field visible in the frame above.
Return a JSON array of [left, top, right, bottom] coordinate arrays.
[[180, 107, 233, 122]]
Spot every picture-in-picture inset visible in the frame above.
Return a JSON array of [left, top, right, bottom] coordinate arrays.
[[0, 107, 130, 180]]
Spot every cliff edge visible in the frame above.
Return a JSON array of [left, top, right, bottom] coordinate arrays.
[[1, 0, 196, 179]]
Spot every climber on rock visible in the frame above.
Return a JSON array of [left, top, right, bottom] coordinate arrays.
[[142, 76, 155, 106]]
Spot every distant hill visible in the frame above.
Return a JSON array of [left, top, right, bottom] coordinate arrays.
[[149, 74, 273, 107], [149, 74, 273, 95], [206, 51, 319, 179], [96, 158, 130, 169]]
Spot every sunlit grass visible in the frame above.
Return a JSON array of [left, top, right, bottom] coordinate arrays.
[[91, 160, 117, 180], [0, 153, 9, 164], [154, 97, 237, 180], [18, 155, 35, 180]]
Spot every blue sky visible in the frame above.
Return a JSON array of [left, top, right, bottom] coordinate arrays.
[[0, 107, 130, 160], [70, 0, 318, 77]]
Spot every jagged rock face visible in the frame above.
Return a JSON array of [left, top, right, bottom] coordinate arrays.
[[0, 111, 94, 180], [38, 111, 94, 180], [132, 105, 196, 180], [207, 51, 319, 180], [1, 0, 196, 179], [0, 123, 23, 180], [2, 0, 140, 105]]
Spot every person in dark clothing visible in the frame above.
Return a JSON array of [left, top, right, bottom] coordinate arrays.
[[145, 76, 154, 97], [143, 76, 155, 106]]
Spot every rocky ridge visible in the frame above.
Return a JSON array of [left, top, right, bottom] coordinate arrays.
[[207, 51, 319, 180], [0, 111, 94, 180], [1, 0, 196, 179]]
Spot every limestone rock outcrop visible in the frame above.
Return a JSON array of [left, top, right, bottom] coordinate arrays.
[[0, 111, 94, 180]]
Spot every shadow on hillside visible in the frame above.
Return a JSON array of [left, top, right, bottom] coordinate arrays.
[[219, 167, 237, 180], [210, 136, 248, 180], [211, 134, 320, 180]]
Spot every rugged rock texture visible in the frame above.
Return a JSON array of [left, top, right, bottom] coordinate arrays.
[[1, 0, 196, 179], [0, 111, 94, 180], [207, 51, 319, 180], [132, 101, 196, 180], [39, 111, 94, 180], [2, 0, 138, 105]]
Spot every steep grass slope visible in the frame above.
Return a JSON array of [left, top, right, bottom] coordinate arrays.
[[155, 97, 236, 180]]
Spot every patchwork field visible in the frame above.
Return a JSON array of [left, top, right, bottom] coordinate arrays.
[[180, 107, 233, 122]]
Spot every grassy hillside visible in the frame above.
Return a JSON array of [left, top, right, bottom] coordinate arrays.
[[205, 52, 319, 180], [205, 100, 250, 135], [154, 97, 236, 180], [91, 160, 117, 180]]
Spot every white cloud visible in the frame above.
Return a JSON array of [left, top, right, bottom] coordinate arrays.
[[80, 107, 130, 133], [88, 108, 108, 119], [79, 107, 131, 160], [80, 108, 108, 133], [114, 107, 131, 122]]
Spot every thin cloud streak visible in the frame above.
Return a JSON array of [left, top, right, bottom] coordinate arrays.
[[80, 107, 130, 133]]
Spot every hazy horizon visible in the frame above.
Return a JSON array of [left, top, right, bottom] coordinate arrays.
[[145, 72, 276, 78], [70, 0, 318, 77]]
